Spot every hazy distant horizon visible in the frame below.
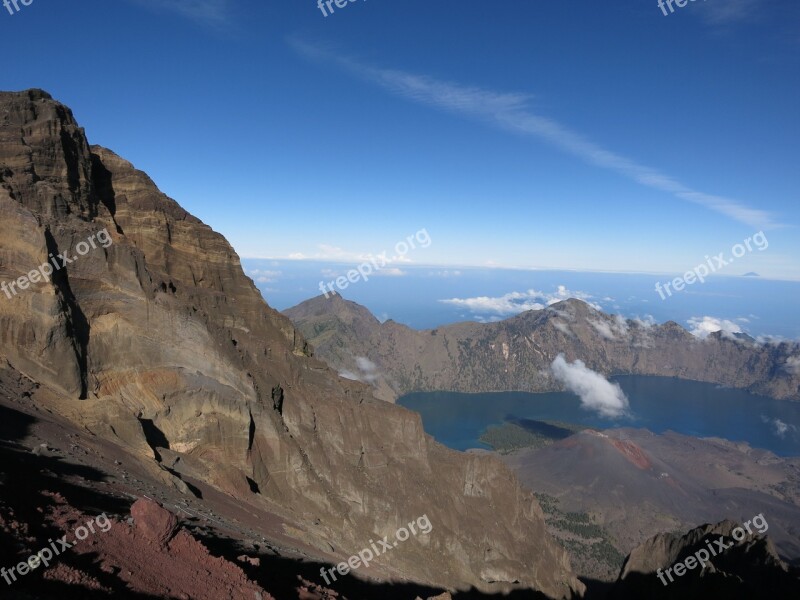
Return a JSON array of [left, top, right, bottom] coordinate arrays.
[[246, 259, 800, 340]]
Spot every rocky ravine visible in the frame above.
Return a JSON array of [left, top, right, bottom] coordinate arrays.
[[284, 293, 800, 402], [0, 89, 582, 598]]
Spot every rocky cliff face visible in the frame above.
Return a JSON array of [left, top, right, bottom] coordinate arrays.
[[0, 90, 582, 598], [610, 520, 800, 599], [284, 293, 800, 401]]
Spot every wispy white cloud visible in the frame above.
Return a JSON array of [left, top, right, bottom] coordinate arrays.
[[427, 270, 462, 278], [439, 285, 600, 316], [474, 315, 504, 324], [785, 356, 800, 375], [338, 369, 361, 382], [319, 264, 406, 279], [287, 243, 411, 266], [552, 320, 574, 337], [687, 316, 744, 339], [290, 39, 778, 230], [587, 314, 634, 340], [632, 315, 657, 329], [614, 314, 630, 336], [588, 318, 618, 340], [340, 356, 381, 384], [246, 269, 281, 284], [372, 267, 407, 277], [760, 415, 798, 439], [440, 290, 544, 315], [355, 356, 380, 382], [128, 0, 230, 27], [699, 0, 760, 24], [550, 354, 630, 418]]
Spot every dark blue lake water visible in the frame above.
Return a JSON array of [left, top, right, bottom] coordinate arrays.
[[398, 376, 800, 457]]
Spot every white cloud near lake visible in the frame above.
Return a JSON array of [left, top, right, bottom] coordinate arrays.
[[355, 356, 380, 382], [550, 354, 630, 418], [761, 415, 798, 439], [340, 356, 381, 384]]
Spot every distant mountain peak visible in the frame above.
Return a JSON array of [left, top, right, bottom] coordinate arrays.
[[285, 294, 800, 402], [546, 297, 598, 315]]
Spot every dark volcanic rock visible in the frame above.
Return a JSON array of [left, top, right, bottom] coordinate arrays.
[[610, 519, 800, 599]]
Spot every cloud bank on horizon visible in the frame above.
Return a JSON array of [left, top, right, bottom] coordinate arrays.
[[439, 286, 601, 316], [550, 354, 630, 418]]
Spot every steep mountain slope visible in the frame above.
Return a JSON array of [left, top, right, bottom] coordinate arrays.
[[610, 519, 800, 599], [505, 429, 800, 566], [0, 89, 582, 598], [284, 293, 800, 401]]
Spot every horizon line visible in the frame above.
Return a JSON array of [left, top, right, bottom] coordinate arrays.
[[240, 256, 800, 283]]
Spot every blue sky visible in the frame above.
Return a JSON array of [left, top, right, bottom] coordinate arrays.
[[2, 0, 799, 279]]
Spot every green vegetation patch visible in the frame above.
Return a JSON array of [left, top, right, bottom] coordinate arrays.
[[534, 492, 625, 580], [479, 419, 594, 453]]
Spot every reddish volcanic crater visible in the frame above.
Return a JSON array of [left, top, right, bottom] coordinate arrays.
[[609, 439, 652, 470]]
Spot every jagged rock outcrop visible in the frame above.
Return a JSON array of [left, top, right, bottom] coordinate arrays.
[[610, 520, 800, 599], [284, 293, 800, 401], [0, 89, 582, 598]]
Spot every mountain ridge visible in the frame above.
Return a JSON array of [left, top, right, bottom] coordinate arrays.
[[284, 293, 800, 402], [0, 89, 582, 598]]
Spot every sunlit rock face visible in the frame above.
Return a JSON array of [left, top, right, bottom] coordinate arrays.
[[0, 89, 583, 598]]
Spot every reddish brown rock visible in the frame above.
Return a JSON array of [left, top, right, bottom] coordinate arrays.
[[237, 554, 261, 567], [131, 497, 179, 546]]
